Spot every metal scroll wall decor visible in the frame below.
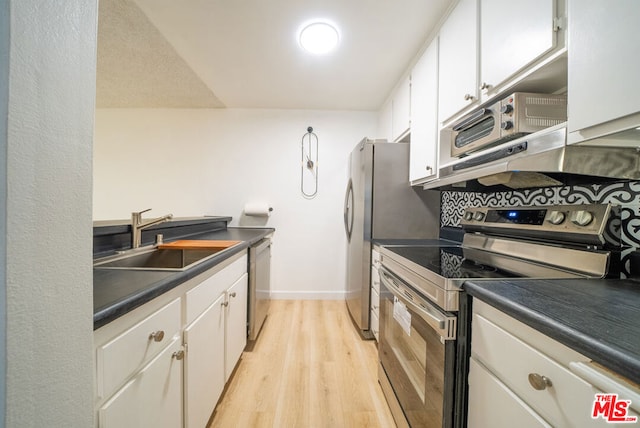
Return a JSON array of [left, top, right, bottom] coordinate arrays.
[[301, 126, 319, 198]]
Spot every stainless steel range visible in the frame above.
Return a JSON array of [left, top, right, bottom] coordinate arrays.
[[377, 203, 622, 428]]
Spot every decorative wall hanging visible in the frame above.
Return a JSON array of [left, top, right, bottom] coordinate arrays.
[[301, 126, 319, 198]]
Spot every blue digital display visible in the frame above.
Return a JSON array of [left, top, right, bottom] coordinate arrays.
[[486, 209, 547, 225]]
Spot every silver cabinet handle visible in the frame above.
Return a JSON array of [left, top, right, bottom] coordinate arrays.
[[172, 350, 184, 360], [149, 331, 165, 342], [464, 93, 476, 101], [426, 165, 432, 171], [480, 82, 491, 90], [528, 373, 552, 390], [221, 301, 229, 307], [229, 292, 237, 298]]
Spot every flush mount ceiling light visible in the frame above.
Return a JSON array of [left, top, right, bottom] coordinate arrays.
[[298, 21, 340, 55]]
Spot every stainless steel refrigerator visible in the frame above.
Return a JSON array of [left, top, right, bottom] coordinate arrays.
[[344, 139, 440, 337]]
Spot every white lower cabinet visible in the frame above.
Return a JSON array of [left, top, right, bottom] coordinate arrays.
[[184, 293, 226, 428], [225, 274, 248, 381], [469, 299, 639, 428], [182, 260, 247, 428], [94, 251, 249, 428], [98, 337, 183, 428]]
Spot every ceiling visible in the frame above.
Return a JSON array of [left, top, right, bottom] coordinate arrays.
[[96, 0, 455, 110]]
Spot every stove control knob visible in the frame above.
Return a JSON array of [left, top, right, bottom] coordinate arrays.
[[500, 104, 513, 114], [547, 210, 566, 225], [473, 211, 486, 221], [464, 211, 474, 221], [570, 210, 594, 227], [501, 120, 514, 130]]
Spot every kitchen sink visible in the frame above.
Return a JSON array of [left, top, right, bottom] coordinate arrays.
[[94, 248, 225, 271]]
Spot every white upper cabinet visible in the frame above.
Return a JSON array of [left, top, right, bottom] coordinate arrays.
[[438, 0, 478, 124], [438, 0, 563, 125], [377, 99, 393, 142], [410, 38, 439, 184], [567, 0, 640, 143], [480, 0, 557, 97], [392, 75, 412, 142]]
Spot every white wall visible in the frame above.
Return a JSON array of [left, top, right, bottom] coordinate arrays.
[[94, 108, 377, 298], [0, 0, 8, 423], [6, 0, 96, 426]]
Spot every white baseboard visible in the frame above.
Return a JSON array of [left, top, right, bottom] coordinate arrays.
[[270, 290, 346, 300]]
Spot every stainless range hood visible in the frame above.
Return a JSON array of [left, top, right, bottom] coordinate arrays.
[[426, 124, 640, 190]]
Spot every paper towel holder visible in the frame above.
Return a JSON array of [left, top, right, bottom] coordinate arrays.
[[301, 126, 318, 198], [243, 203, 273, 217]]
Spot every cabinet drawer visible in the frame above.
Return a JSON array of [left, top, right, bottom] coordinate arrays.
[[468, 357, 551, 428], [372, 248, 381, 270], [97, 298, 181, 400], [186, 254, 247, 325], [472, 312, 607, 427], [371, 266, 380, 293], [370, 286, 380, 317], [370, 310, 379, 341]]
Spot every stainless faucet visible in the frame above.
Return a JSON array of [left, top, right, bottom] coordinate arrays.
[[131, 209, 173, 249]]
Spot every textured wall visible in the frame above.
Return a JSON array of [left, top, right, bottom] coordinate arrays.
[[441, 181, 640, 277], [0, 0, 8, 421], [6, 1, 96, 426]]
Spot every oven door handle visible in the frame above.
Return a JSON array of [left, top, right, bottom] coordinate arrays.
[[451, 108, 490, 132], [380, 267, 456, 341]]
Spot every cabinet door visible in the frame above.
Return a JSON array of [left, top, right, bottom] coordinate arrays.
[[567, 0, 640, 134], [98, 338, 183, 428], [480, 0, 556, 94], [438, 0, 478, 123], [410, 38, 438, 184], [392, 75, 411, 141], [184, 293, 226, 428], [468, 358, 552, 428], [225, 273, 248, 381]]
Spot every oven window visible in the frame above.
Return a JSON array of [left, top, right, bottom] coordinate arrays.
[[454, 116, 495, 148], [379, 284, 455, 428]]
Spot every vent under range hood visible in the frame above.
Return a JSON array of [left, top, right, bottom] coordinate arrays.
[[426, 123, 640, 191]]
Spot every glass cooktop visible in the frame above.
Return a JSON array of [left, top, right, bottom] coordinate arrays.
[[385, 245, 519, 280]]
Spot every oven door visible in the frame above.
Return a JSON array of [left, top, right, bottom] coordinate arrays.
[[450, 107, 501, 157], [378, 266, 457, 428]]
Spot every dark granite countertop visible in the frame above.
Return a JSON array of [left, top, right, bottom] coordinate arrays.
[[94, 227, 274, 330], [464, 278, 640, 385]]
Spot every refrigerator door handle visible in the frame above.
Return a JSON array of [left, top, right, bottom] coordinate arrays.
[[344, 178, 354, 241]]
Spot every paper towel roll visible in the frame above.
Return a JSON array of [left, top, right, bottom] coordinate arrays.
[[243, 203, 272, 217]]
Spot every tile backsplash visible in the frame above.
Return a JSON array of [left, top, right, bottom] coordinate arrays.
[[440, 180, 640, 277]]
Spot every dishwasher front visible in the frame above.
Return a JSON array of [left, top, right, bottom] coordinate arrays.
[[248, 236, 271, 341]]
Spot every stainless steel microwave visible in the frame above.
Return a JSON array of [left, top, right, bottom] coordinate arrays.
[[450, 92, 567, 157]]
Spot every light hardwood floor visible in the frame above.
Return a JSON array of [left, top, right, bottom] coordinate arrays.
[[210, 300, 397, 428]]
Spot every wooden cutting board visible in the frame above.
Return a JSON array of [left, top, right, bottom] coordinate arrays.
[[157, 240, 241, 250]]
